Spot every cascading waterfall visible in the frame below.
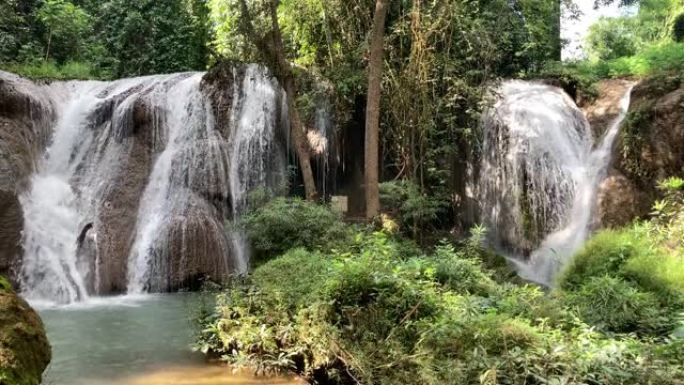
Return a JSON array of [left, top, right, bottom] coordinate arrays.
[[476, 80, 634, 285], [126, 73, 231, 293], [227, 65, 286, 275], [20, 77, 168, 304], [17, 67, 287, 304]]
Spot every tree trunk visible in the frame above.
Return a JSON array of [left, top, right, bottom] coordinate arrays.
[[267, 1, 318, 201], [45, 30, 52, 61], [365, 0, 390, 219], [236, 0, 318, 201]]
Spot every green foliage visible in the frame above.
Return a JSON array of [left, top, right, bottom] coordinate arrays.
[[432, 242, 496, 296], [379, 180, 446, 239], [586, 17, 639, 61], [559, 184, 684, 336], [558, 229, 650, 290], [562, 276, 671, 334], [606, 42, 684, 77], [241, 197, 350, 259], [198, 226, 684, 384], [0, 276, 11, 293], [250, 248, 331, 309], [529, 61, 600, 102], [96, 0, 210, 77], [2, 60, 100, 80], [37, 0, 91, 63], [0, 0, 211, 79]]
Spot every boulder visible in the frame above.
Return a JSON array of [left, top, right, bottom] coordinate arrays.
[[0, 278, 51, 385]]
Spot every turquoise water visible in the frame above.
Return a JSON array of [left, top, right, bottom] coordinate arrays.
[[37, 294, 211, 385]]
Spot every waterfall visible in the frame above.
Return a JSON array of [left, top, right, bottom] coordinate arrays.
[[476, 80, 634, 286], [126, 73, 231, 293], [15, 67, 286, 304], [227, 65, 285, 275]]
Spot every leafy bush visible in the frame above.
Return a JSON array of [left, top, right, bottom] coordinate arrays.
[[432, 243, 496, 296], [563, 276, 671, 335], [585, 17, 639, 61], [197, 228, 684, 384], [558, 229, 650, 290], [241, 197, 351, 259], [532, 61, 600, 102], [250, 248, 330, 309], [605, 42, 684, 77], [379, 180, 447, 240], [558, 184, 684, 336]]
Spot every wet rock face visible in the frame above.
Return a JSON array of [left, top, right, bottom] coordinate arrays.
[[0, 279, 51, 385], [597, 172, 651, 228], [1, 66, 286, 297], [583, 79, 634, 141], [0, 72, 54, 283], [597, 75, 684, 227]]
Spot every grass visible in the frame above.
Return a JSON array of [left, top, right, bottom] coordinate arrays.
[[0, 60, 106, 80]]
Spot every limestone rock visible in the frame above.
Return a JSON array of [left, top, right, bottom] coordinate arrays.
[[597, 74, 684, 227], [0, 72, 54, 283]]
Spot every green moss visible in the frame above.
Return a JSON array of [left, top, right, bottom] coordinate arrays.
[[620, 105, 654, 182], [0, 277, 11, 293], [0, 293, 51, 385]]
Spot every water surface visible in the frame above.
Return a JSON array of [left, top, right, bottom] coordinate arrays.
[[36, 294, 298, 385]]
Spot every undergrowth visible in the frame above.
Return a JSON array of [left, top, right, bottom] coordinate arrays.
[[0, 60, 106, 80], [198, 197, 684, 384]]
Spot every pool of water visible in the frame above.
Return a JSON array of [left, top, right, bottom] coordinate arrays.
[[35, 294, 298, 385]]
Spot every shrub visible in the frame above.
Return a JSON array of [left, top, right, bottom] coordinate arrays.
[[623, 251, 684, 306], [432, 243, 496, 296], [241, 197, 351, 259], [250, 248, 330, 309], [199, 229, 684, 384], [557, 229, 650, 290], [585, 16, 639, 61], [379, 180, 447, 239], [563, 276, 671, 335]]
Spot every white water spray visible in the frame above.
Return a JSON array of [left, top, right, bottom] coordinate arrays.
[[228, 65, 285, 274], [477, 80, 635, 285], [14, 67, 287, 304]]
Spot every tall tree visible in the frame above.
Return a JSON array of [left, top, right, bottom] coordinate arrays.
[[236, 0, 318, 201], [364, 0, 389, 219]]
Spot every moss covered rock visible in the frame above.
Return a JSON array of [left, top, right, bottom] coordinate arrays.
[[0, 279, 51, 385]]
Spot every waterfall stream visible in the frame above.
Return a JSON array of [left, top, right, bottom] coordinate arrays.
[[17, 68, 286, 304], [477, 80, 634, 285]]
